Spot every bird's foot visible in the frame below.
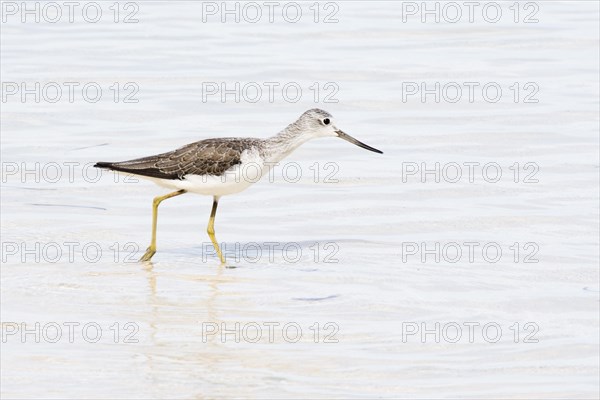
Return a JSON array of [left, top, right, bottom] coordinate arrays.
[[139, 246, 156, 262]]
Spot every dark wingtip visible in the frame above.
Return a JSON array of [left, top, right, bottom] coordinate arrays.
[[94, 162, 112, 169]]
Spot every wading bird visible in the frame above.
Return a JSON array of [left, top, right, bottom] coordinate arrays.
[[95, 109, 383, 264]]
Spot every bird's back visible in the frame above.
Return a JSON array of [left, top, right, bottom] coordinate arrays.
[[95, 137, 264, 180]]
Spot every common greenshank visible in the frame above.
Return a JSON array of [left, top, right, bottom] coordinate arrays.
[[95, 109, 383, 264]]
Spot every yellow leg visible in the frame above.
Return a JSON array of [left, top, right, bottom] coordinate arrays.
[[140, 189, 186, 262], [207, 196, 225, 265]]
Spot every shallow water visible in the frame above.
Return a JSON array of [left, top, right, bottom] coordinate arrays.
[[1, 1, 599, 398]]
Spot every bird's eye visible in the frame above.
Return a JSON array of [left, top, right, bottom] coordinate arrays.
[[323, 118, 330, 125]]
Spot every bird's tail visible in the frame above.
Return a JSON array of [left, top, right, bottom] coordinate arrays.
[[94, 162, 114, 169]]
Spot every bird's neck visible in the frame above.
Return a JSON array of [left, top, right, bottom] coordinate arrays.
[[264, 124, 313, 163]]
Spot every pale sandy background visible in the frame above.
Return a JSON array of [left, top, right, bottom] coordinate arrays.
[[1, 1, 599, 398]]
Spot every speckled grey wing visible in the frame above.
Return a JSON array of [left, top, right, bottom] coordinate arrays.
[[94, 139, 248, 180], [156, 139, 248, 178]]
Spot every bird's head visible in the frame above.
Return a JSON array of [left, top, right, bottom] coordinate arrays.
[[294, 108, 383, 154]]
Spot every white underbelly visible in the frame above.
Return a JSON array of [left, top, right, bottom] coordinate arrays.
[[146, 174, 254, 196]]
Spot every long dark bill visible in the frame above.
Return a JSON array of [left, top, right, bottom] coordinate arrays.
[[336, 130, 383, 154]]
